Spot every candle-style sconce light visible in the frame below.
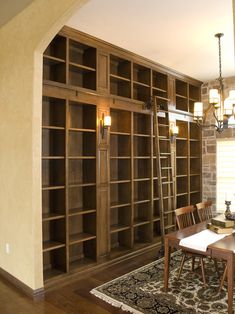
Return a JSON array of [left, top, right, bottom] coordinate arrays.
[[100, 113, 111, 138], [169, 122, 179, 143]]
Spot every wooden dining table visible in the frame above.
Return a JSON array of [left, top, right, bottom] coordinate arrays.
[[164, 221, 235, 314]]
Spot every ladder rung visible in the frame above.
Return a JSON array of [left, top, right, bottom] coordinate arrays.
[[162, 181, 173, 184]]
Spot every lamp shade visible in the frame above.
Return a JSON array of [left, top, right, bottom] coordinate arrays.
[[209, 89, 219, 105], [193, 102, 203, 120], [104, 115, 111, 127]]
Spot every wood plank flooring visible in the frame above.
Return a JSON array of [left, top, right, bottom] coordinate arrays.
[[0, 248, 158, 314]]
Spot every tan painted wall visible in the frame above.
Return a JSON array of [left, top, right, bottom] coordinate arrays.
[[0, 0, 88, 290]]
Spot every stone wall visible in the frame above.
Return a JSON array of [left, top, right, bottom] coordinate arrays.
[[201, 76, 235, 212]]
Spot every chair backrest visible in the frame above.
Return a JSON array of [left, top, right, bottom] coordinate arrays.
[[196, 200, 213, 222], [175, 205, 195, 230]]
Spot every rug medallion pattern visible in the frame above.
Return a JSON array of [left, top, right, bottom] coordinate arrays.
[[91, 252, 235, 313]]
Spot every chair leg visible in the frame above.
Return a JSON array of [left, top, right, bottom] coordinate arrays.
[[177, 252, 186, 280], [191, 256, 195, 271], [200, 258, 206, 285], [219, 265, 227, 293], [213, 258, 220, 278]]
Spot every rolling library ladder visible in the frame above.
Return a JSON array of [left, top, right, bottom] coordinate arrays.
[[152, 96, 176, 242]]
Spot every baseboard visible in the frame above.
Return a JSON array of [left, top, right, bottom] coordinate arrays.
[[0, 267, 44, 299]]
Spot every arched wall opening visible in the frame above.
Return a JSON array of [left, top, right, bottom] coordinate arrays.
[[0, 0, 89, 292]]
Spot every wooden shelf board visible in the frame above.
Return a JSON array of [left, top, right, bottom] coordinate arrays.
[[110, 224, 130, 233], [176, 94, 187, 99], [42, 156, 65, 160], [110, 179, 131, 184], [153, 216, 160, 222], [43, 241, 65, 252], [110, 131, 131, 136], [69, 233, 96, 244], [190, 190, 200, 194], [133, 80, 150, 88], [42, 126, 65, 130], [133, 220, 150, 227], [69, 257, 96, 273], [69, 62, 96, 72], [152, 86, 167, 93], [177, 192, 188, 196], [110, 202, 131, 209], [190, 173, 201, 176], [110, 156, 131, 159], [176, 156, 188, 159], [68, 182, 96, 188], [42, 213, 65, 221], [133, 178, 151, 182], [69, 127, 96, 133], [190, 156, 200, 159], [68, 156, 96, 160], [133, 156, 151, 159], [134, 199, 150, 205], [43, 55, 66, 64], [176, 174, 187, 178], [176, 137, 187, 141], [110, 74, 131, 82], [42, 185, 65, 191], [165, 224, 176, 230], [190, 138, 200, 142], [109, 246, 132, 259], [43, 268, 66, 281], [163, 195, 174, 200], [68, 208, 96, 216], [133, 133, 151, 137]]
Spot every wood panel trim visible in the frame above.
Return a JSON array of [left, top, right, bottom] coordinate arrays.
[[0, 267, 44, 300]]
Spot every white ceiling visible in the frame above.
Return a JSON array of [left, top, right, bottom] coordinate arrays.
[[67, 0, 235, 82]]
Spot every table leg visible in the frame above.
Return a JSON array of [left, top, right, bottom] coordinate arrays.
[[164, 237, 171, 291], [227, 253, 234, 314]]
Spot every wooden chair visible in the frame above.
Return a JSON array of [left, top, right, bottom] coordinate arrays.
[[196, 200, 213, 222], [175, 205, 206, 285]]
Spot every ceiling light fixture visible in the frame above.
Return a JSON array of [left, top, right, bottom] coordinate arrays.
[[193, 33, 235, 133]]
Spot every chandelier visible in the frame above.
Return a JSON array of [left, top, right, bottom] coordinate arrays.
[[193, 33, 235, 133]]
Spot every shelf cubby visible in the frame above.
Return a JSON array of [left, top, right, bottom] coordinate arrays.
[[110, 109, 131, 133], [177, 194, 189, 208], [69, 40, 96, 69], [110, 134, 130, 157], [190, 122, 200, 140], [176, 139, 188, 156], [42, 129, 65, 157], [68, 159, 96, 186], [134, 202, 151, 225], [134, 158, 150, 179], [152, 71, 168, 97], [134, 180, 151, 203], [42, 188, 65, 220], [190, 191, 201, 205], [110, 182, 131, 207], [43, 58, 66, 83], [43, 247, 66, 280], [42, 159, 65, 188], [110, 229, 132, 253], [177, 176, 188, 195], [69, 102, 96, 130], [110, 159, 131, 182], [190, 175, 200, 192], [68, 131, 96, 157], [69, 239, 96, 271], [110, 205, 131, 231], [134, 224, 151, 244], [190, 141, 200, 157], [68, 185, 96, 213], [42, 97, 66, 128], [176, 158, 188, 176], [69, 212, 96, 244], [134, 136, 151, 156], [133, 112, 151, 135]]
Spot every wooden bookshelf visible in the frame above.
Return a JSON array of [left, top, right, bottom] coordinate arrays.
[[42, 26, 202, 285]]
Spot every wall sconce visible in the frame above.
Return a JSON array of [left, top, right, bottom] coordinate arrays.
[[169, 122, 179, 143], [100, 113, 111, 138]]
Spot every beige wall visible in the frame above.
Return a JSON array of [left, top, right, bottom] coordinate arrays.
[[0, 0, 88, 290]]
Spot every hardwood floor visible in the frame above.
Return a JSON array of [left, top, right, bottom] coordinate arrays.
[[0, 248, 159, 314]]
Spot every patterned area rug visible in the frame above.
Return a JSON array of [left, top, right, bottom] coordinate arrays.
[[91, 251, 235, 313]]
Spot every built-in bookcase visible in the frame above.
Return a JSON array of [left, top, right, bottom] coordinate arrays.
[[175, 79, 200, 113], [42, 25, 202, 285], [43, 35, 97, 90], [42, 96, 97, 281], [175, 120, 201, 208]]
